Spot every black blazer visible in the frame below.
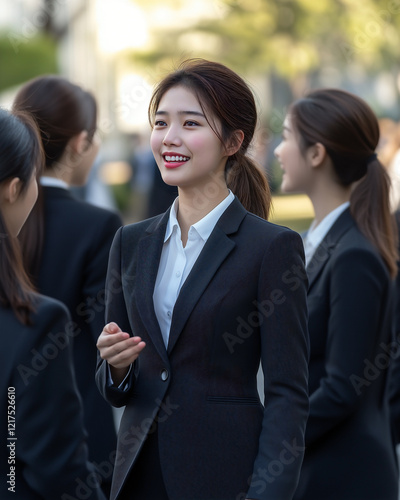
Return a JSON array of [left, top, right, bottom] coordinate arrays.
[[389, 211, 400, 443], [35, 187, 122, 475], [294, 209, 398, 500], [0, 296, 105, 499], [96, 197, 309, 500]]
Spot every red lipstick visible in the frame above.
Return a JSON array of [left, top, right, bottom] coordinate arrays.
[[162, 152, 189, 169]]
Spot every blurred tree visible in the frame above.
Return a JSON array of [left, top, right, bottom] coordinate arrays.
[[127, 0, 400, 189], [130, 0, 400, 80], [0, 0, 87, 93], [0, 33, 58, 92]]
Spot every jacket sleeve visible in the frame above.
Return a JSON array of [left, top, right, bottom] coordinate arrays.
[[389, 223, 400, 444], [306, 247, 390, 445], [14, 300, 106, 500], [82, 210, 123, 345], [95, 226, 137, 408], [247, 229, 310, 500]]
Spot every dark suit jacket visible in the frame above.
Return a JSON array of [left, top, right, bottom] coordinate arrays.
[[96, 197, 310, 500], [294, 209, 398, 500], [0, 296, 105, 499], [35, 187, 122, 475], [389, 211, 400, 443]]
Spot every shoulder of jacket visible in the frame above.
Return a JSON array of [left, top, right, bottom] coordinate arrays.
[[33, 294, 70, 321], [244, 212, 299, 239]]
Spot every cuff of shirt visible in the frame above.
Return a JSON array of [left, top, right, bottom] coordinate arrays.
[[107, 363, 132, 391]]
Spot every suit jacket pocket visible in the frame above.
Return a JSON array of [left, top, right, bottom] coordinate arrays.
[[206, 395, 261, 406]]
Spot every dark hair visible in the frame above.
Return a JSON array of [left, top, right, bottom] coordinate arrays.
[[0, 108, 43, 324], [290, 88, 398, 277], [148, 59, 271, 219], [13, 75, 97, 278], [13, 75, 97, 168]]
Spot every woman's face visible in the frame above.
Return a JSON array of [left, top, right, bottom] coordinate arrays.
[[274, 115, 312, 193], [1, 171, 38, 237], [150, 85, 229, 192]]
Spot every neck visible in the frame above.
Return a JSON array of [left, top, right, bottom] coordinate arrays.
[[176, 182, 229, 246], [43, 148, 77, 185], [307, 180, 351, 227]]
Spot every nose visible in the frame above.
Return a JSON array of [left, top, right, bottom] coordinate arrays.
[[162, 125, 182, 147], [274, 142, 281, 159]]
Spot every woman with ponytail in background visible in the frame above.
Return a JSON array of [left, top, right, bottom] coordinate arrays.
[[0, 108, 105, 499], [275, 89, 399, 500], [96, 59, 309, 500], [14, 76, 122, 496]]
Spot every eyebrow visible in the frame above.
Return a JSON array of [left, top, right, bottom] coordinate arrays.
[[155, 110, 205, 117]]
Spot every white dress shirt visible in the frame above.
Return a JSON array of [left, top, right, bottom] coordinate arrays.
[[153, 190, 235, 348], [109, 190, 235, 387], [40, 176, 69, 189], [303, 201, 350, 267]]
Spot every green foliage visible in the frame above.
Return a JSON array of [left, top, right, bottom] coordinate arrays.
[[128, 0, 400, 78], [0, 32, 58, 92], [110, 182, 133, 212]]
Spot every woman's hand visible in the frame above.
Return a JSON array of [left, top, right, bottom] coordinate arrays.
[[96, 322, 146, 385]]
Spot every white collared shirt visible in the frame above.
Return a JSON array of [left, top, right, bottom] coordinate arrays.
[[303, 201, 350, 267], [153, 190, 235, 348], [40, 176, 69, 189]]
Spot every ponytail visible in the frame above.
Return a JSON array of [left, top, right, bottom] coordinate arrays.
[[18, 182, 45, 282], [289, 88, 398, 278], [350, 158, 398, 278], [0, 212, 36, 325], [226, 154, 271, 220]]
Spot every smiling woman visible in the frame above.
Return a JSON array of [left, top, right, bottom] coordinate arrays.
[[150, 85, 232, 196], [96, 58, 309, 500], [148, 59, 271, 221]]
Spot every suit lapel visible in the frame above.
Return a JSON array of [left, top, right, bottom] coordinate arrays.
[[307, 208, 354, 289], [135, 212, 170, 363], [167, 198, 246, 354]]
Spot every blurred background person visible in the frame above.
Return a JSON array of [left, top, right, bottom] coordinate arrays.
[[0, 107, 105, 500], [275, 88, 399, 500], [377, 118, 400, 213], [14, 75, 122, 497]]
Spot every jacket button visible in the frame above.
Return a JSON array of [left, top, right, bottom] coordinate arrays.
[[161, 369, 169, 381]]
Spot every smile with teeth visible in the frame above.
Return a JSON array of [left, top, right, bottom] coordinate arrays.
[[164, 155, 190, 162]]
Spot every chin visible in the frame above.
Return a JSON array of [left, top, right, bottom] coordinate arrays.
[[160, 173, 179, 187], [280, 183, 291, 194], [280, 179, 298, 194]]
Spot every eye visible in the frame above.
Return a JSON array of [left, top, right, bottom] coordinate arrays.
[[184, 120, 199, 127], [154, 120, 167, 127]]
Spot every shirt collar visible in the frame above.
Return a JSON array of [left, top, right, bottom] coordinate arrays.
[[164, 190, 235, 243], [40, 176, 69, 190], [164, 197, 180, 242], [306, 201, 350, 251]]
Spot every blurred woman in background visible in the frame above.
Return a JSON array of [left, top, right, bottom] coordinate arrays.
[[0, 107, 105, 499], [14, 76, 122, 496], [275, 88, 399, 500]]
